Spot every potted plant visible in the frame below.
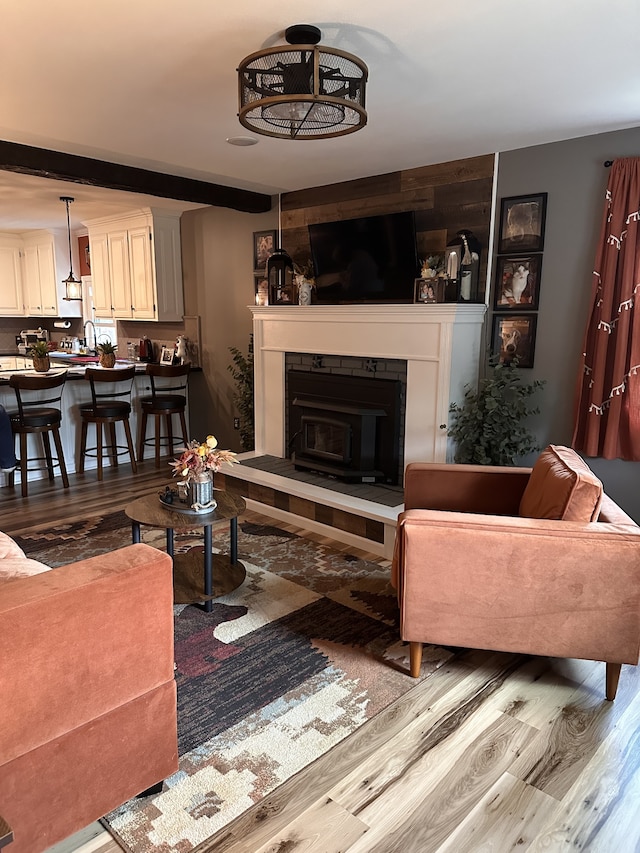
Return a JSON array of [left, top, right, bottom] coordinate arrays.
[[228, 337, 254, 450], [448, 356, 545, 465], [29, 340, 52, 372], [97, 341, 117, 369]]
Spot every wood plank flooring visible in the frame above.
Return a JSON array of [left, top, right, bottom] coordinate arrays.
[[3, 464, 639, 853]]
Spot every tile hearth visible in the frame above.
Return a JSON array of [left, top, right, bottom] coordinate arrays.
[[217, 453, 404, 559]]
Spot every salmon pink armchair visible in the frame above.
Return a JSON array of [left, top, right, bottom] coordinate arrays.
[[393, 446, 640, 700]]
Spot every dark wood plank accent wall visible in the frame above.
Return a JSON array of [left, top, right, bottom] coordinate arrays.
[[280, 153, 495, 298]]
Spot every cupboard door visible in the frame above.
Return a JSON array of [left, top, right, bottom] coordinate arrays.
[[108, 230, 133, 319], [37, 240, 58, 315], [0, 242, 24, 315], [23, 244, 43, 314], [128, 226, 156, 319], [89, 233, 113, 317]]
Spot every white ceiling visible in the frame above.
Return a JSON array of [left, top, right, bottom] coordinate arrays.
[[1, 0, 638, 231]]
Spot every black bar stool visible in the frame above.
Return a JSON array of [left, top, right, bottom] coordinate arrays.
[[79, 366, 138, 480], [137, 364, 190, 466], [8, 371, 69, 498]]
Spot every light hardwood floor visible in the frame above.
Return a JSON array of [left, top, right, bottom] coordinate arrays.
[[3, 464, 640, 853]]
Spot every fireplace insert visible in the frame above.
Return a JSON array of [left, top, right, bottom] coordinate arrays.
[[287, 371, 402, 484]]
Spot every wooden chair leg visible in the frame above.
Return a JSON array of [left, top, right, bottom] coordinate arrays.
[[79, 420, 87, 473], [606, 662, 622, 701], [108, 422, 118, 467], [154, 414, 161, 467], [178, 409, 188, 447], [123, 418, 138, 473], [52, 426, 69, 489], [96, 423, 104, 481], [409, 641, 422, 678], [19, 433, 28, 498], [137, 410, 147, 462], [42, 430, 54, 480], [166, 413, 174, 459]]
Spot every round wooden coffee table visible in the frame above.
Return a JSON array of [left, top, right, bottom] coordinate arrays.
[[125, 487, 247, 612]]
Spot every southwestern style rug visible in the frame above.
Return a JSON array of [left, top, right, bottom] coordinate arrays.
[[16, 513, 453, 853]]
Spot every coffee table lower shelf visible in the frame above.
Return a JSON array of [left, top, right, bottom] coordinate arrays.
[[172, 551, 246, 601]]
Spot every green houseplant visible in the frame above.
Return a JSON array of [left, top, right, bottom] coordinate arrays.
[[96, 341, 117, 368], [228, 337, 254, 451], [448, 356, 545, 465], [29, 340, 52, 372]]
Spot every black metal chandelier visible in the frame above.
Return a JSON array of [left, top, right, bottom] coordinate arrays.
[[237, 24, 368, 140]]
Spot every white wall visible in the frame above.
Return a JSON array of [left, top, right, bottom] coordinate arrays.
[[180, 204, 277, 450]]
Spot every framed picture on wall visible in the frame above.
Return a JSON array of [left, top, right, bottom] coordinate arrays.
[[492, 314, 538, 368], [253, 230, 276, 271], [497, 193, 547, 254], [493, 255, 542, 310]]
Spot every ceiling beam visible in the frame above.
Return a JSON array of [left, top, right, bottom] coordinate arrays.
[[0, 140, 272, 214]]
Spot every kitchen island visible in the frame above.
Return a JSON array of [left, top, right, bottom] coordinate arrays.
[[0, 356, 196, 487]]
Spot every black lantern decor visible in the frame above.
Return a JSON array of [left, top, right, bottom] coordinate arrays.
[[267, 248, 295, 304]]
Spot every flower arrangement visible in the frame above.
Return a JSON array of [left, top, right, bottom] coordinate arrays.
[[420, 255, 444, 278], [171, 435, 238, 482]]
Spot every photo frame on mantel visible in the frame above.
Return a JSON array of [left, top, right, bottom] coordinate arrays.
[[498, 193, 547, 254]]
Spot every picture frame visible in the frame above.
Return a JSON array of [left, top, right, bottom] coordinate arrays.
[[497, 193, 548, 254], [492, 314, 538, 368], [493, 254, 543, 310], [253, 230, 276, 272], [160, 346, 176, 366], [254, 273, 269, 306], [414, 277, 444, 304]]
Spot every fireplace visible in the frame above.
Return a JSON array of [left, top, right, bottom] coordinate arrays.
[[287, 369, 402, 483], [250, 304, 485, 476]]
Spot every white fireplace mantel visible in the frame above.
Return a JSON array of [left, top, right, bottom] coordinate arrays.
[[251, 303, 486, 467]]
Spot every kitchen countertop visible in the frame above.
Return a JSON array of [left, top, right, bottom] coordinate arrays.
[[0, 354, 200, 383]]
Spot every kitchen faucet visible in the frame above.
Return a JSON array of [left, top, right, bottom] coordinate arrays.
[[83, 320, 97, 354]]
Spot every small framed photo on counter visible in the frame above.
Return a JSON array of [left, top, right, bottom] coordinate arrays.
[[160, 346, 176, 366]]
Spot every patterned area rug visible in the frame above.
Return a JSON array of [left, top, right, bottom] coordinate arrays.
[[17, 513, 453, 853]]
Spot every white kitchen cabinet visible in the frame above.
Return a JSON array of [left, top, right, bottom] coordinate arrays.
[[0, 235, 24, 315], [23, 238, 58, 316], [19, 230, 82, 319], [84, 209, 184, 322]]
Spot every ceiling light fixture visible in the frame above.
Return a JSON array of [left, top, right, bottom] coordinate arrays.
[[60, 196, 82, 301], [237, 24, 368, 140]]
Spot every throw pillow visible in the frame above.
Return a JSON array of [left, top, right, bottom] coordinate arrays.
[[519, 444, 603, 522]]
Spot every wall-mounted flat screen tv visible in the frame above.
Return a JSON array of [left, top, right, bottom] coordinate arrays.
[[308, 211, 418, 303]]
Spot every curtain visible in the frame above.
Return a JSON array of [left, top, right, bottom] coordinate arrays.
[[573, 157, 640, 460]]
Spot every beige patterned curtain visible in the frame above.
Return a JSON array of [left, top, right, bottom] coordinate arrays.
[[573, 157, 640, 460]]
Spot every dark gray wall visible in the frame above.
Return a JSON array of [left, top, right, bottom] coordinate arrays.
[[496, 126, 640, 521]]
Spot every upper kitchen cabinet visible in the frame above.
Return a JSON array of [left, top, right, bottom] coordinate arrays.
[[84, 208, 184, 322], [15, 230, 82, 319], [0, 234, 24, 315]]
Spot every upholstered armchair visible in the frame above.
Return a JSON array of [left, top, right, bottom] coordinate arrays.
[[393, 446, 640, 700]]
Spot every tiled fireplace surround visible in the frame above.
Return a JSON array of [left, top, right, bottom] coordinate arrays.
[[219, 304, 485, 557]]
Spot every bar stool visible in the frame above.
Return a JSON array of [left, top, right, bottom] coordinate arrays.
[[8, 371, 69, 498], [137, 363, 190, 466], [79, 366, 137, 480]]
